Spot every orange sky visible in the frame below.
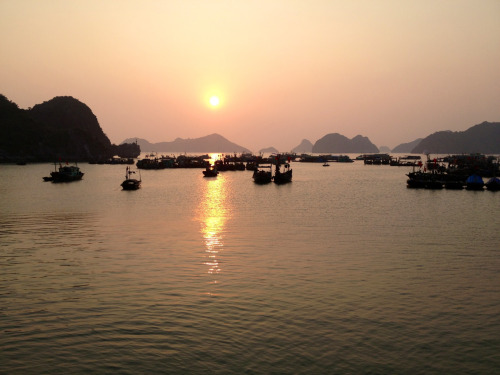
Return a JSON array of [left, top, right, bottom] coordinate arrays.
[[1, 0, 499, 151]]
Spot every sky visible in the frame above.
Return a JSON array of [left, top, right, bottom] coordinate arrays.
[[1, 0, 499, 152]]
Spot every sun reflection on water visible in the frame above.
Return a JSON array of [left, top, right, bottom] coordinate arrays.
[[198, 169, 229, 289]]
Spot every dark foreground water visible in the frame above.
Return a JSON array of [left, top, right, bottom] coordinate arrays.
[[1, 157, 499, 374]]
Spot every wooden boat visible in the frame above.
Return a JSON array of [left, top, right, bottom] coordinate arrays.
[[45, 162, 84, 182], [273, 156, 292, 184], [465, 174, 484, 190], [202, 166, 219, 177], [440, 173, 465, 189], [121, 166, 141, 190], [252, 165, 272, 184], [485, 177, 500, 191]]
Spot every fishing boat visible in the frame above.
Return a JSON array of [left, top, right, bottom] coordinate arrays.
[[465, 174, 484, 190], [485, 177, 500, 191], [443, 174, 465, 190], [273, 156, 292, 184], [121, 166, 141, 190], [203, 165, 219, 177], [252, 165, 272, 184], [44, 162, 84, 182]]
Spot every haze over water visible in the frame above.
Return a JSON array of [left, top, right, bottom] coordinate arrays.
[[1, 158, 499, 373]]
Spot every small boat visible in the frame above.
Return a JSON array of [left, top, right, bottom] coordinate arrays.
[[45, 162, 84, 182], [203, 165, 219, 177], [252, 165, 272, 184], [465, 174, 484, 190], [485, 177, 500, 191], [121, 166, 141, 190], [323, 162, 330, 167], [273, 156, 292, 184]]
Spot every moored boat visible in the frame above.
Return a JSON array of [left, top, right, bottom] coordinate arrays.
[[465, 174, 484, 190], [273, 155, 292, 184], [443, 174, 465, 190], [45, 162, 84, 182], [406, 171, 427, 188], [121, 166, 141, 190], [203, 165, 219, 177], [252, 165, 272, 184], [485, 177, 500, 191]]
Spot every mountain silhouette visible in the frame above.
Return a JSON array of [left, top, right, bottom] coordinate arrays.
[[312, 133, 379, 153], [411, 122, 500, 153], [0, 94, 139, 162], [392, 138, 423, 153], [291, 139, 313, 153], [122, 133, 251, 153]]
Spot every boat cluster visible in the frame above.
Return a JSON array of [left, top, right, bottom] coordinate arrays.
[[406, 170, 499, 191], [298, 154, 354, 163], [88, 157, 134, 165], [405, 154, 500, 191], [41, 153, 294, 189], [203, 154, 293, 184], [135, 153, 297, 171]]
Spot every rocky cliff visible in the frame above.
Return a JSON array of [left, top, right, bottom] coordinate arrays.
[[312, 133, 379, 153], [291, 139, 313, 153], [0, 95, 139, 162], [411, 122, 500, 154], [392, 138, 423, 153]]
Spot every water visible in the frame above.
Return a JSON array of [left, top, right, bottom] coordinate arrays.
[[1, 158, 499, 374]]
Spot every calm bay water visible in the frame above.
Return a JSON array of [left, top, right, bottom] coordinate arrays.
[[1, 157, 499, 374]]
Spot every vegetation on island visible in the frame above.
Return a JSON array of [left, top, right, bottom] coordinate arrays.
[[0, 94, 140, 162]]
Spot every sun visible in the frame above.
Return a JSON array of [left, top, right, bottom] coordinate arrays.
[[209, 96, 220, 107]]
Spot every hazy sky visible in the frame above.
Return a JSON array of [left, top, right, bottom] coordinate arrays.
[[1, 0, 499, 151]]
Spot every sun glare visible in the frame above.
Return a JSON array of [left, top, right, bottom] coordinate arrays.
[[209, 96, 220, 107]]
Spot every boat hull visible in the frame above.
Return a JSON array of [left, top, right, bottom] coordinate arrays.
[[253, 170, 272, 184], [273, 170, 292, 184], [121, 179, 141, 190]]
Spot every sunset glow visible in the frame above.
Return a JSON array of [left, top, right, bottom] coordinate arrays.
[[209, 96, 220, 107], [1, 1, 499, 151]]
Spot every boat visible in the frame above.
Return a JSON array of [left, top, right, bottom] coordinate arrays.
[[273, 156, 292, 184], [323, 162, 330, 167], [121, 166, 141, 190], [443, 174, 465, 190], [424, 174, 444, 189], [45, 162, 84, 182], [252, 165, 272, 184], [465, 174, 484, 190], [406, 171, 427, 188], [202, 165, 219, 177], [485, 177, 500, 191]]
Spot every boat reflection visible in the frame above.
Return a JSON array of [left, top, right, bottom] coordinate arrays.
[[199, 172, 229, 290]]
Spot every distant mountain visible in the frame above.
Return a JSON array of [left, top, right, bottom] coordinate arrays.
[[392, 138, 423, 153], [259, 146, 279, 154], [412, 122, 500, 154], [312, 133, 379, 153], [122, 133, 251, 153], [291, 139, 313, 153], [378, 146, 391, 153], [0, 94, 139, 162]]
